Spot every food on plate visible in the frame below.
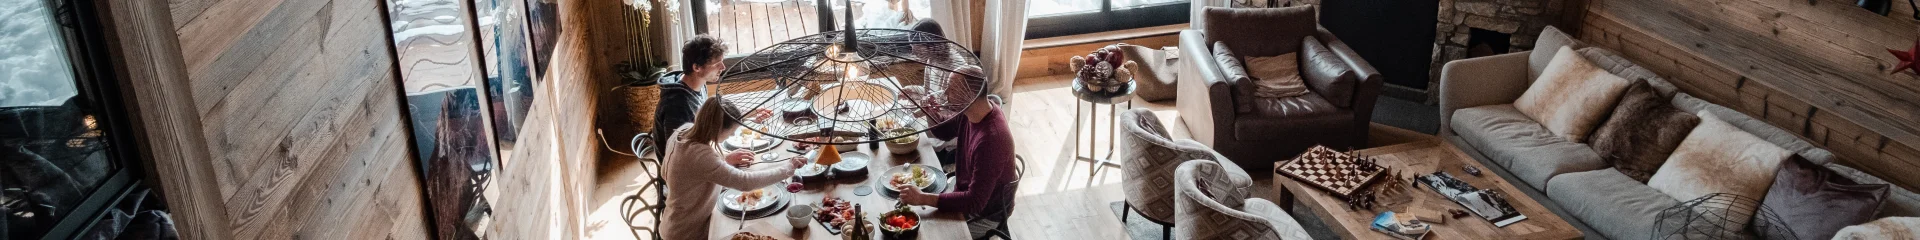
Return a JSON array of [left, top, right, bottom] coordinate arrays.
[[814, 197, 859, 228], [734, 189, 767, 207], [730, 232, 776, 240], [878, 206, 919, 238], [747, 109, 774, 123], [890, 165, 932, 189], [888, 133, 918, 145], [878, 118, 902, 130], [884, 212, 917, 230]]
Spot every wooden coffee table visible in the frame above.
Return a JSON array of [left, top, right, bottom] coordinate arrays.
[[1273, 139, 1583, 240]]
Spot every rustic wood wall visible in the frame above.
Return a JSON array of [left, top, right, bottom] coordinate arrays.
[[1576, 0, 1920, 189], [164, 0, 430, 238], [109, 0, 606, 239]]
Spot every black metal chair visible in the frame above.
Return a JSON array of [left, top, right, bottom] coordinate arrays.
[[969, 154, 1022, 240], [600, 130, 666, 240]]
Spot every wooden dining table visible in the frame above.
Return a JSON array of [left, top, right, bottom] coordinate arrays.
[[707, 136, 972, 240]]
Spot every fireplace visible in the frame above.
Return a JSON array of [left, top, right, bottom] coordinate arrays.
[[1427, 0, 1569, 99]]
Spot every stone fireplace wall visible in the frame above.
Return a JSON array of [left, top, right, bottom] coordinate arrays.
[[1429, 0, 1568, 94]]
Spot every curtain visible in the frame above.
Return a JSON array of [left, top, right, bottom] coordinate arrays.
[[669, 0, 695, 68], [929, 0, 977, 49], [981, 0, 1026, 101], [1190, 0, 1229, 30]]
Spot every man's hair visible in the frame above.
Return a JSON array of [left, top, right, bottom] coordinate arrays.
[[682, 35, 728, 72]]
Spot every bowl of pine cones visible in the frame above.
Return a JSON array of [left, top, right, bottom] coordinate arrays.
[[1070, 44, 1137, 94]]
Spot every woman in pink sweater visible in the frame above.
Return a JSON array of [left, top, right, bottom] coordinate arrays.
[[659, 100, 804, 239]]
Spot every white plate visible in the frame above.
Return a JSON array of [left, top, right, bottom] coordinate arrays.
[[833, 152, 872, 172]]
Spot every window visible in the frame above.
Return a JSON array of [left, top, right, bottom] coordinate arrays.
[[1025, 0, 1188, 39], [693, 0, 932, 57], [2, 0, 155, 239]]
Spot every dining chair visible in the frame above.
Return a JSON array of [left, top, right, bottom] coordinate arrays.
[[601, 130, 667, 240], [971, 154, 1023, 240]]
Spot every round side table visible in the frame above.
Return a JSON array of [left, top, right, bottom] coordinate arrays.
[[1070, 79, 1135, 177]]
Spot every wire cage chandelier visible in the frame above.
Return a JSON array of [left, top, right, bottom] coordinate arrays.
[[712, 2, 985, 145]]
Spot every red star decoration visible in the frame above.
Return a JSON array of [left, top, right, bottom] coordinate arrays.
[[1889, 40, 1920, 75]]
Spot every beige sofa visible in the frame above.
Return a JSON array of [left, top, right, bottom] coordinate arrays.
[[1438, 26, 1920, 239]]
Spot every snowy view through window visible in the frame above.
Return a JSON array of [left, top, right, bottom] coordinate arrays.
[[0, 0, 78, 107]]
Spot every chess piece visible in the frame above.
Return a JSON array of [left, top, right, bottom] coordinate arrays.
[[1463, 165, 1483, 177]]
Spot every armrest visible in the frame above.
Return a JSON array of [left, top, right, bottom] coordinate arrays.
[[1314, 27, 1384, 146], [1438, 51, 1533, 136], [1177, 30, 1238, 146]]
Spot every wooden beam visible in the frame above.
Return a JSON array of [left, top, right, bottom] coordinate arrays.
[[95, 0, 232, 239]]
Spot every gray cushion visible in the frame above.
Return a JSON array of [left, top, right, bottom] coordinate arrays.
[[1546, 169, 1682, 240], [1529, 26, 1587, 81], [1449, 104, 1610, 190], [1669, 93, 1836, 165], [1826, 162, 1920, 219]]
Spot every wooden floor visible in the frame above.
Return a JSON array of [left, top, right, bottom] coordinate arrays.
[[581, 74, 1433, 239]]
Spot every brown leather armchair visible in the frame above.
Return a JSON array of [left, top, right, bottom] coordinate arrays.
[[1176, 6, 1382, 173]]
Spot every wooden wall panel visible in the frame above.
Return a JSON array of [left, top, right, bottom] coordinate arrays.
[[1579, 0, 1920, 190], [129, 0, 603, 237], [159, 0, 437, 238]]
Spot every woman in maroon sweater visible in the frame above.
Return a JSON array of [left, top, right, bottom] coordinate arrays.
[[895, 67, 1017, 237]]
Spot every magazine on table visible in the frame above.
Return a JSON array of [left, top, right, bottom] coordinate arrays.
[[1417, 172, 1527, 227]]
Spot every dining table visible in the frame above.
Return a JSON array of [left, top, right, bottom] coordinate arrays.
[[706, 134, 972, 240]]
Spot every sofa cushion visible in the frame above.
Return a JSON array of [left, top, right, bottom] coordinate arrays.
[[1590, 81, 1699, 183], [1529, 26, 1587, 80], [1834, 217, 1920, 239], [1546, 169, 1681, 240], [1301, 37, 1357, 108], [1759, 155, 1889, 240], [1647, 111, 1792, 229], [1448, 104, 1609, 189], [1514, 46, 1634, 143], [1824, 162, 1920, 219], [1670, 93, 1836, 165], [1232, 94, 1352, 141], [1246, 53, 1309, 98], [1203, 6, 1316, 57]]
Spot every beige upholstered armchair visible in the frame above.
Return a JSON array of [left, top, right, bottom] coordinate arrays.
[[1117, 108, 1250, 237], [1173, 160, 1312, 240]]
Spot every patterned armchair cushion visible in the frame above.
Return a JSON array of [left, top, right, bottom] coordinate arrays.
[[1120, 108, 1250, 223], [1174, 161, 1300, 240]]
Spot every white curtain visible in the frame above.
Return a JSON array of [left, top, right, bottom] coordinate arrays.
[[929, 0, 977, 49], [1190, 0, 1228, 30], [981, 0, 1026, 101]]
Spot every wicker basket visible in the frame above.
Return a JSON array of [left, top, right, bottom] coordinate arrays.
[[617, 84, 662, 134]]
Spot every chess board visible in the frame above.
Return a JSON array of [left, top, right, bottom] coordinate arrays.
[[1277, 145, 1385, 198]]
